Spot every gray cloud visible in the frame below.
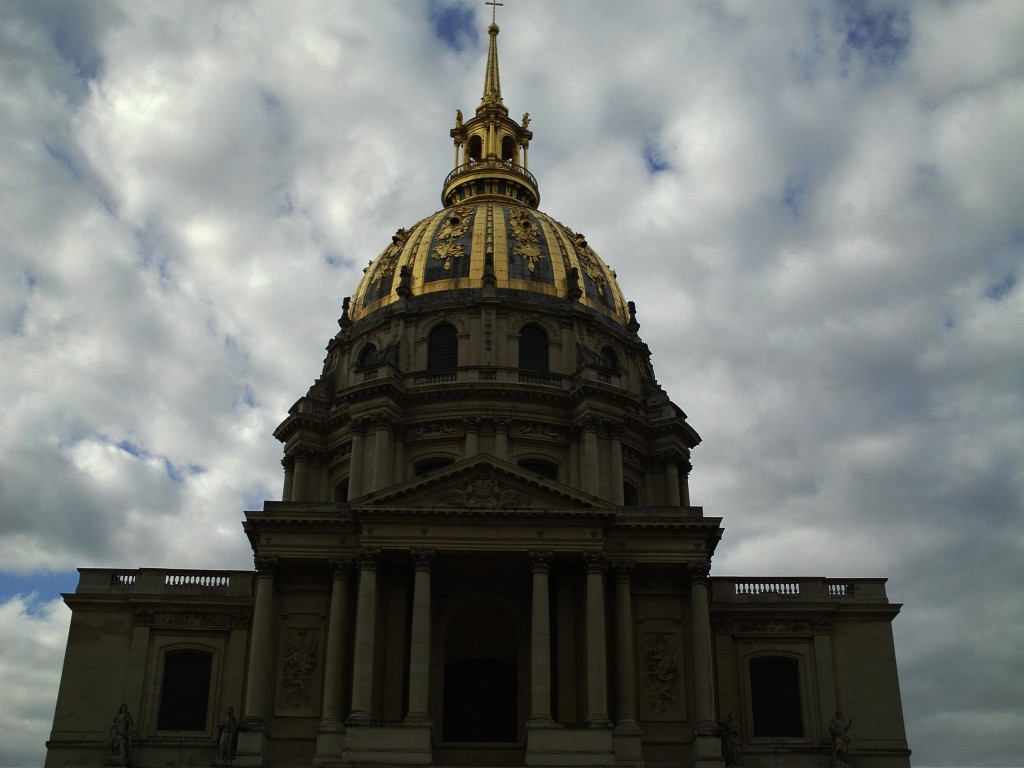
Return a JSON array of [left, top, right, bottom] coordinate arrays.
[[1, 2, 1022, 765]]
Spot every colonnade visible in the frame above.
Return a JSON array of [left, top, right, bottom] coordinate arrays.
[[238, 553, 719, 758], [280, 416, 690, 508]]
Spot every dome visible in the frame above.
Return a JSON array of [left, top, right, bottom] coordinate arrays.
[[349, 202, 630, 324], [346, 20, 632, 328]]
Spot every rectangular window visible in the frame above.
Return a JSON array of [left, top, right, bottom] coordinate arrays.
[[749, 656, 803, 737], [157, 650, 213, 731]]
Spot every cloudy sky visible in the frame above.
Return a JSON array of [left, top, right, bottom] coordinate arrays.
[[1, 1, 1022, 765]]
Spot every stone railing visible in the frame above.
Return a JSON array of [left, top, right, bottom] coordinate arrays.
[[710, 577, 891, 604], [74, 568, 255, 597]]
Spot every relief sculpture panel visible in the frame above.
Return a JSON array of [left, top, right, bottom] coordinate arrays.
[[275, 625, 322, 716], [640, 631, 686, 721]]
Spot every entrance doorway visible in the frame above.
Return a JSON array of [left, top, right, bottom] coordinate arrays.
[[443, 657, 517, 741], [441, 600, 520, 743]]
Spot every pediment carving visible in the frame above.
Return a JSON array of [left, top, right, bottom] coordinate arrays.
[[438, 472, 526, 508], [355, 456, 614, 511]]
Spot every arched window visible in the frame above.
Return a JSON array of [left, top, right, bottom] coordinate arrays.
[[468, 135, 483, 162], [157, 650, 213, 731], [518, 324, 548, 372], [749, 657, 803, 737], [600, 346, 618, 372], [518, 459, 558, 481], [358, 344, 377, 368], [427, 323, 458, 370], [501, 135, 516, 163]]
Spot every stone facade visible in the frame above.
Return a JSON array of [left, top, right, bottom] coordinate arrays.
[[45, 18, 909, 768]]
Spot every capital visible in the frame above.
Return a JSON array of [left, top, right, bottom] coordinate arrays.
[[583, 550, 607, 574], [411, 547, 436, 570], [357, 548, 381, 571], [529, 550, 552, 573], [254, 556, 279, 576]]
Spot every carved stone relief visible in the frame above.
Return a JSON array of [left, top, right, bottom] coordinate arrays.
[[643, 632, 681, 716], [280, 627, 319, 710], [438, 473, 526, 508]]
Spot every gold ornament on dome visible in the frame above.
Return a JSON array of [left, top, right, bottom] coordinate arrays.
[[431, 206, 473, 270], [570, 231, 607, 297], [509, 211, 545, 272], [371, 228, 408, 290]]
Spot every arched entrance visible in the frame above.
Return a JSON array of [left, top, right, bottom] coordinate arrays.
[[441, 600, 520, 742]]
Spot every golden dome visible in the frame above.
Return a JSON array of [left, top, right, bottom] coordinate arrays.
[[349, 202, 629, 323], [347, 17, 631, 327]]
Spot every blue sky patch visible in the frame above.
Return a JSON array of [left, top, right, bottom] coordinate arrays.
[[114, 438, 204, 483], [781, 175, 808, 218], [836, 0, 910, 74], [0, 570, 80, 604], [428, 1, 478, 53], [642, 138, 670, 174], [984, 272, 1015, 301]]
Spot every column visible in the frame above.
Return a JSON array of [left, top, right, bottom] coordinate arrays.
[[583, 419, 600, 496], [281, 456, 295, 501], [292, 451, 309, 502], [689, 566, 723, 767], [241, 556, 278, 728], [528, 551, 554, 723], [463, 417, 480, 458], [681, 456, 692, 507], [493, 418, 509, 460], [406, 548, 434, 722], [609, 423, 625, 506], [663, 453, 681, 506], [320, 560, 351, 728], [612, 562, 639, 727], [349, 549, 381, 724], [371, 415, 391, 492], [348, 420, 366, 500], [584, 552, 609, 724]]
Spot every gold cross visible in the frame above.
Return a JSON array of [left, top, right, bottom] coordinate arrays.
[[485, 0, 503, 24]]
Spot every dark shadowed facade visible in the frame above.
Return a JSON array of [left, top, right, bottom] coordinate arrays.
[[45, 19, 910, 768]]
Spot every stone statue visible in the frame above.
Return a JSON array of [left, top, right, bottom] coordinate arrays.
[[566, 266, 582, 301], [720, 712, 743, 766], [829, 711, 853, 767], [216, 706, 237, 763], [109, 704, 133, 765], [521, 111, 530, 128], [455, 109, 463, 128], [396, 264, 413, 298], [338, 296, 352, 328]]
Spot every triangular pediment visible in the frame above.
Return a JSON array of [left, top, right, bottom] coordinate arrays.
[[353, 456, 614, 511]]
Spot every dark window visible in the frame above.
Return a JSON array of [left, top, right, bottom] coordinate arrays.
[[468, 135, 483, 162], [518, 460, 558, 481], [501, 135, 516, 163], [334, 480, 349, 501], [358, 344, 377, 368], [518, 324, 548, 372], [750, 657, 803, 737], [428, 323, 458, 370], [157, 650, 212, 731], [416, 458, 455, 476], [600, 346, 618, 371], [623, 482, 639, 506]]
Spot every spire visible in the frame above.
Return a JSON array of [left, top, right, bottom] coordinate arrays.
[[480, 19, 503, 109], [444, 5, 538, 208]]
